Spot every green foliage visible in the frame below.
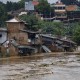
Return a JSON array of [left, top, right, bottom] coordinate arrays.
[[61, 0, 77, 5], [35, 0, 51, 15], [18, 0, 25, 9], [20, 14, 38, 30], [0, 0, 25, 27], [72, 23, 80, 45], [20, 13, 65, 35], [0, 2, 7, 27], [37, 21, 65, 35], [6, 1, 13, 11], [6, 1, 24, 12]]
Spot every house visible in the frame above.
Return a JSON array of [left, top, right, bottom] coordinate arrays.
[[19, 29, 42, 53], [66, 5, 78, 11], [6, 17, 28, 45], [51, 1, 80, 22], [5, 17, 40, 56], [5, 17, 30, 56], [25, 0, 39, 11], [7, 8, 25, 17], [40, 34, 77, 52], [60, 37, 77, 51], [66, 5, 80, 22], [54, 1, 67, 21], [19, 12, 27, 16], [40, 34, 64, 52]]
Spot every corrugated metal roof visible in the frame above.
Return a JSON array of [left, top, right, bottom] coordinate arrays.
[[6, 17, 25, 23], [40, 34, 58, 39], [18, 45, 35, 50], [0, 28, 7, 32], [60, 38, 76, 44], [20, 29, 39, 34]]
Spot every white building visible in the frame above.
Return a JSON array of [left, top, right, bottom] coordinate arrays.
[[25, 1, 34, 11], [19, 12, 27, 16], [54, 1, 67, 19], [0, 28, 7, 44]]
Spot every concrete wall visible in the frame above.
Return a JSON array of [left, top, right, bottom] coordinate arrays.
[[25, 1, 34, 11]]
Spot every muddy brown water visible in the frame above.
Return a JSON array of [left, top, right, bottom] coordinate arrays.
[[0, 54, 80, 80]]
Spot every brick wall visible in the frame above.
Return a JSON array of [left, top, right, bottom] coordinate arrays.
[[7, 22, 28, 45]]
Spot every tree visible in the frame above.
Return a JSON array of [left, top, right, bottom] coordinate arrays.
[[19, 14, 38, 30], [37, 20, 65, 35], [0, 0, 25, 27], [6, 1, 24, 12], [72, 24, 80, 45], [35, 0, 51, 15], [6, 1, 13, 12], [18, 0, 25, 9], [12, 2, 20, 11], [0, 2, 7, 26], [20, 13, 65, 35]]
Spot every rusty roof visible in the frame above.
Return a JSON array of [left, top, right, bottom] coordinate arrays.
[[32, 1, 39, 6], [66, 5, 78, 11]]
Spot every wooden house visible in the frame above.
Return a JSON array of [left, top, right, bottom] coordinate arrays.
[[60, 38, 77, 51], [19, 30, 42, 53], [40, 34, 77, 52], [6, 17, 28, 45], [5, 17, 30, 56], [6, 17, 40, 56], [40, 34, 64, 52]]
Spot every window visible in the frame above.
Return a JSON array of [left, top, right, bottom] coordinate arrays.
[[55, 7, 57, 9], [63, 7, 65, 9], [58, 7, 63, 10]]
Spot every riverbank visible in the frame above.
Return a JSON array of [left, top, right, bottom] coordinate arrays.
[[0, 52, 80, 62]]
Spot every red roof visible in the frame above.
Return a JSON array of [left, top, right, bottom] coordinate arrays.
[[32, 1, 39, 6], [66, 5, 77, 11]]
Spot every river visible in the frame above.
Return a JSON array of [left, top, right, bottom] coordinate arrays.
[[0, 54, 80, 80]]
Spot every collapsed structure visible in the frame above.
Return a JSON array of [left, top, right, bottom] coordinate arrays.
[[0, 17, 77, 57]]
